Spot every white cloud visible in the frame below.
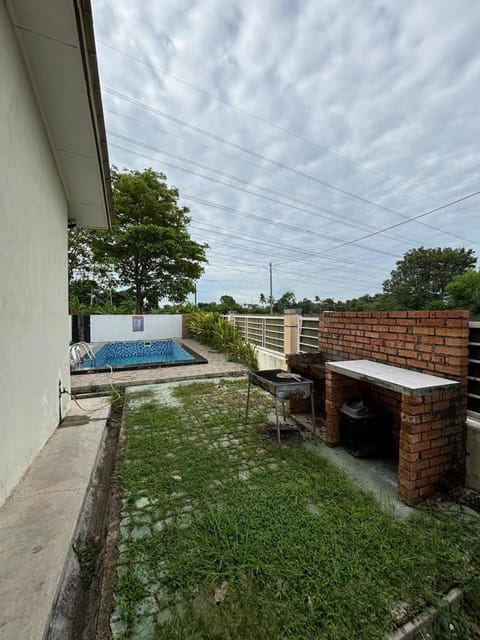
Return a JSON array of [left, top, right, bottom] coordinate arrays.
[[93, 0, 480, 304]]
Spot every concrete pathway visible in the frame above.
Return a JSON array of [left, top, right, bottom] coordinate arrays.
[[71, 339, 246, 393], [0, 398, 110, 640], [303, 440, 413, 518]]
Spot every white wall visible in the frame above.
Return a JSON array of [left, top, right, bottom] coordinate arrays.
[[256, 347, 287, 371], [466, 419, 480, 491], [0, 4, 70, 507], [89, 314, 184, 343]]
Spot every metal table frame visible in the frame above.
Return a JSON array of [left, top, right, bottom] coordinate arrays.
[[245, 371, 316, 445]]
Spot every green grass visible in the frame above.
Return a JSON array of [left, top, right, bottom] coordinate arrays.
[[112, 379, 480, 640]]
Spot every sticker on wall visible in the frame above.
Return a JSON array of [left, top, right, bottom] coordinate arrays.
[[132, 315, 144, 332]]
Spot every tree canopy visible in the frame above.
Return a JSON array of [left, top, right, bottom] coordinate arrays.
[[382, 247, 476, 310], [69, 168, 207, 314], [273, 290, 297, 313], [446, 270, 480, 315]]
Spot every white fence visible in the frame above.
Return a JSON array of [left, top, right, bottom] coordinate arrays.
[[89, 314, 183, 342], [298, 317, 320, 353], [231, 313, 320, 356], [233, 315, 285, 354]]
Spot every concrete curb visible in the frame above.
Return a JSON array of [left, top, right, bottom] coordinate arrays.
[[72, 370, 247, 394], [386, 588, 464, 639]]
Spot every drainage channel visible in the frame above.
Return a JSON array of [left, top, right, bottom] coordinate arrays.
[[46, 393, 124, 640]]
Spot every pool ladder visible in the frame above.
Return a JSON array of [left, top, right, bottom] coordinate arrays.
[[69, 342, 95, 369]]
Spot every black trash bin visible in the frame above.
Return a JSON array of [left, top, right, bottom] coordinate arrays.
[[340, 399, 389, 458]]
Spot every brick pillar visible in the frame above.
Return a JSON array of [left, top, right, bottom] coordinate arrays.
[[398, 388, 466, 503], [325, 370, 366, 446]]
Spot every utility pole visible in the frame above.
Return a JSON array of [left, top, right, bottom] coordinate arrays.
[[269, 262, 273, 315]]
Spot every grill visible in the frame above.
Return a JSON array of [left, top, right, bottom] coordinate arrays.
[[245, 369, 317, 444]]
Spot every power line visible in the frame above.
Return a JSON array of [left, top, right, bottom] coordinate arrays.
[[105, 107, 279, 180], [191, 220, 379, 272], [104, 87, 479, 247], [106, 112, 420, 246], [197, 230, 378, 280], [206, 240, 377, 281], [183, 194, 388, 270], [276, 191, 480, 268], [98, 40, 438, 199], [205, 249, 380, 286], [108, 140, 400, 259], [107, 141, 479, 282]]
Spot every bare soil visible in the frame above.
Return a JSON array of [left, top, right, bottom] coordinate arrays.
[[93, 398, 125, 640]]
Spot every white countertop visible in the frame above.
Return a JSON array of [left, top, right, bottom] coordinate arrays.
[[326, 359, 459, 396]]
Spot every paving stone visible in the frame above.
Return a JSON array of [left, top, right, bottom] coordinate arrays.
[[135, 497, 151, 509], [130, 525, 150, 540], [110, 376, 278, 633], [306, 503, 322, 516], [110, 617, 127, 638], [157, 607, 173, 626], [131, 614, 156, 639]]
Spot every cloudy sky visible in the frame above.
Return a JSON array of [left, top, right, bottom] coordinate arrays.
[[92, 0, 480, 305]]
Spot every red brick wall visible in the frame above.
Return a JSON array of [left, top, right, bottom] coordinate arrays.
[[319, 310, 469, 383], [398, 388, 465, 502]]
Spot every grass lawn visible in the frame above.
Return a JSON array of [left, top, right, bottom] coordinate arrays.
[[112, 379, 480, 640]]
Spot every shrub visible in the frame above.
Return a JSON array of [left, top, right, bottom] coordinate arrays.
[[187, 312, 258, 370]]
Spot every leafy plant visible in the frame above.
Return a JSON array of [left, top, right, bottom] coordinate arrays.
[[187, 311, 258, 370]]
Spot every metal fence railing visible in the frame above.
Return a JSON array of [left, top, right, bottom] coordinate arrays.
[[468, 321, 480, 418], [233, 315, 284, 354], [298, 317, 319, 353]]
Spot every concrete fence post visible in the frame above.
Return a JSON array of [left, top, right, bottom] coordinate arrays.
[[284, 308, 302, 357], [226, 311, 237, 325]]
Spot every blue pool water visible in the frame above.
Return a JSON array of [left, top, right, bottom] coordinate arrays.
[[79, 340, 194, 370]]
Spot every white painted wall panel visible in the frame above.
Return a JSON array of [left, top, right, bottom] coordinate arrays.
[[90, 315, 184, 343], [466, 420, 480, 491], [256, 347, 287, 371], [0, 4, 70, 508]]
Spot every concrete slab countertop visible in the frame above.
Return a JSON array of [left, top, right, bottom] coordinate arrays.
[[326, 359, 459, 396]]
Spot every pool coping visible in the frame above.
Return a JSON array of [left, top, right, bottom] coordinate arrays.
[[71, 339, 207, 375]]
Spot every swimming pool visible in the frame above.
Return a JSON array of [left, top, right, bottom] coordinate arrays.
[[73, 340, 206, 373]]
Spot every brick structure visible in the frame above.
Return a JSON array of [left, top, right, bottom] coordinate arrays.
[[320, 310, 469, 503]]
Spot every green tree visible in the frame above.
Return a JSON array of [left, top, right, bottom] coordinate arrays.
[[218, 295, 241, 313], [68, 228, 107, 311], [89, 167, 207, 313], [383, 247, 476, 310], [273, 291, 296, 313], [446, 270, 480, 314], [298, 297, 317, 315]]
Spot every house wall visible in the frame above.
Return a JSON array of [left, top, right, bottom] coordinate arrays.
[[89, 314, 184, 342], [0, 4, 70, 507]]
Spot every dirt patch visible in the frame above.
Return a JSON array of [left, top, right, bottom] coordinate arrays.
[[93, 398, 125, 640], [449, 486, 480, 513], [260, 424, 301, 443]]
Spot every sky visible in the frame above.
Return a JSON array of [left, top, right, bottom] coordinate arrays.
[[92, 0, 480, 305]]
